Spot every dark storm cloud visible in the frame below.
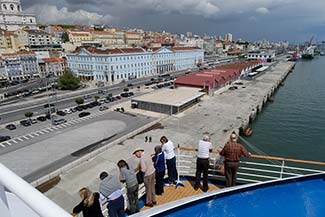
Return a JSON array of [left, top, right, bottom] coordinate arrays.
[[21, 0, 325, 42]]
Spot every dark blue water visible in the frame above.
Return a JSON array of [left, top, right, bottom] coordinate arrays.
[[158, 175, 325, 217], [244, 57, 325, 161]]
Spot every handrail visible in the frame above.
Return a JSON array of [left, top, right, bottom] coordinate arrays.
[[177, 147, 325, 166], [0, 163, 70, 217]]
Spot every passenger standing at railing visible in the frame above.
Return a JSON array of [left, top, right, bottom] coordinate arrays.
[[152, 145, 166, 195], [71, 187, 104, 217], [133, 148, 157, 207], [117, 160, 139, 214], [194, 135, 213, 192], [99, 171, 125, 217], [219, 132, 251, 187], [160, 136, 178, 185]]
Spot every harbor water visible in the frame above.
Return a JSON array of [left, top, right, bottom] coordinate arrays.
[[244, 57, 325, 161]]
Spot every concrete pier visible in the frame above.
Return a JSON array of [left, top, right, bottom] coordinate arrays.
[[44, 60, 295, 212]]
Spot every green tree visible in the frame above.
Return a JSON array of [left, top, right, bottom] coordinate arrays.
[[94, 95, 100, 102], [75, 98, 84, 105], [58, 70, 80, 90], [25, 112, 33, 120], [61, 32, 70, 43]]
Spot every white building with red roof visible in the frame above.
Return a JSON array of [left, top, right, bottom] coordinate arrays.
[[67, 46, 204, 83], [1, 51, 39, 80]]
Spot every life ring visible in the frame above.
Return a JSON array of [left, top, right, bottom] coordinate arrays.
[[244, 128, 253, 136]]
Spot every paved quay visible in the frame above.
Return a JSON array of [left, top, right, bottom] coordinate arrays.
[[45, 60, 295, 212]]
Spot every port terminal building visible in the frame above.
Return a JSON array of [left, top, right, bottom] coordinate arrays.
[[131, 87, 204, 115], [174, 61, 260, 94]]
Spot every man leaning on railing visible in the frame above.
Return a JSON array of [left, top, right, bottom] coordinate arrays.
[[99, 171, 126, 217], [219, 132, 251, 187]]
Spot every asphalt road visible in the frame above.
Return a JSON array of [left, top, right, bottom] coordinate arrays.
[[0, 89, 148, 138], [0, 108, 156, 182], [0, 69, 191, 125]]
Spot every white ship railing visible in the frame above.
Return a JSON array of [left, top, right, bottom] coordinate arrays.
[[0, 163, 70, 217], [176, 147, 325, 184]]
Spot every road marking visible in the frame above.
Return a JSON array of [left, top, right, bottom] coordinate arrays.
[[52, 126, 59, 130], [56, 125, 64, 129], [22, 136, 30, 140], [38, 131, 45, 135], [48, 128, 55, 132], [4, 141, 11, 146], [11, 140, 18, 144], [0, 143, 5, 148], [17, 138, 24, 142], [32, 132, 40, 136], [28, 134, 34, 138], [42, 129, 51, 133]]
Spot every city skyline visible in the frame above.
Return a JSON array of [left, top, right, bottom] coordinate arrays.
[[21, 0, 325, 43]]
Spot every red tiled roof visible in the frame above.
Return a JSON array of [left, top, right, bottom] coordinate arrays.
[[171, 47, 201, 51], [84, 47, 145, 55], [43, 57, 65, 63], [2, 51, 36, 56], [175, 61, 258, 88]]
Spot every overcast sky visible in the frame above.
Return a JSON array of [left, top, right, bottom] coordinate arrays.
[[21, 0, 325, 42]]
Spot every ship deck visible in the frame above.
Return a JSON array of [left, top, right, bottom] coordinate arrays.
[[141, 180, 221, 211]]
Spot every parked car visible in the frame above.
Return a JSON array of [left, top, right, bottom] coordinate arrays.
[[115, 96, 121, 100], [37, 116, 47, 122], [81, 105, 89, 110], [0, 136, 11, 142], [71, 108, 77, 113], [31, 119, 38, 124], [53, 119, 67, 125], [86, 103, 95, 109], [121, 92, 129, 98], [20, 120, 31, 127], [56, 111, 66, 116], [63, 109, 72, 114], [75, 106, 83, 111], [5, 124, 16, 130], [99, 106, 109, 111], [127, 83, 133, 87], [83, 95, 92, 99], [128, 92, 134, 96], [79, 112, 91, 118]]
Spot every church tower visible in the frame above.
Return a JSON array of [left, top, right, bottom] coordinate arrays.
[[0, 0, 37, 30]]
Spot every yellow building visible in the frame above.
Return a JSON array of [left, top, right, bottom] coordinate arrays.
[[0, 29, 27, 52], [68, 31, 92, 43], [124, 31, 142, 46]]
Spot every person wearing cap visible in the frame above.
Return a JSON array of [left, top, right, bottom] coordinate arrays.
[[219, 132, 251, 187], [133, 148, 156, 207], [194, 134, 213, 192], [99, 171, 125, 217], [160, 136, 178, 185]]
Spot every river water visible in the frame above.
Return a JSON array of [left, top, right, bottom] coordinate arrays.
[[244, 57, 325, 161]]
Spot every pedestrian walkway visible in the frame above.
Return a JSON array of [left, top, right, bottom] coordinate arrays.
[[0, 110, 112, 148]]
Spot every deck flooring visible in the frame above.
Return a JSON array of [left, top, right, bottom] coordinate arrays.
[[141, 180, 220, 211]]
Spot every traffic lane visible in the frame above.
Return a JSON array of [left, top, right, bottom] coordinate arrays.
[[0, 90, 146, 137], [0, 68, 190, 114], [0, 86, 144, 125]]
